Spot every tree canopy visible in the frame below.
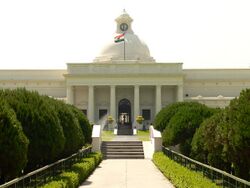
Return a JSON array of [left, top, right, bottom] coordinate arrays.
[[0, 98, 29, 183]]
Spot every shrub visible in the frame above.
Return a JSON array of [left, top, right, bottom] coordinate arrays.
[[70, 105, 92, 144], [153, 152, 218, 188], [41, 180, 66, 188], [59, 171, 79, 188], [2, 89, 65, 170], [46, 98, 84, 157], [87, 152, 103, 166], [191, 110, 230, 170], [0, 97, 29, 183], [154, 102, 190, 132], [41, 152, 102, 188], [191, 89, 250, 180], [162, 102, 215, 156], [80, 157, 96, 173]]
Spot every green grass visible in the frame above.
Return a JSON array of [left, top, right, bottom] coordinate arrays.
[[137, 130, 150, 141], [101, 130, 115, 141]]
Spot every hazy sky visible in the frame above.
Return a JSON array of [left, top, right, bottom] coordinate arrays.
[[0, 0, 250, 69]]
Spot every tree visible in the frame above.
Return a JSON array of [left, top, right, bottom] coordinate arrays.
[[162, 102, 215, 156], [70, 105, 92, 144], [226, 89, 250, 180], [191, 110, 230, 170], [0, 98, 29, 183], [47, 99, 84, 157], [2, 89, 65, 170], [191, 89, 250, 180], [154, 102, 189, 132]]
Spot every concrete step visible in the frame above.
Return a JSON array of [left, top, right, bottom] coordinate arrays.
[[102, 147, 143, 150], [101, 141, 144, 159], [104, 155, 144, 159], [102, 148, 144, 152], [102, 141, 142, 146], [104, 152, 144, 155]]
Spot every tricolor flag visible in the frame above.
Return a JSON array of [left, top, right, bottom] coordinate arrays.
[[114, 33, 125, 43]]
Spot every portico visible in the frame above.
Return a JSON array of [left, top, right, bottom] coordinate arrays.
[[64, 62, 184, 128]]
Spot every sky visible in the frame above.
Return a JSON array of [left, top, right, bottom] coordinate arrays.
[[0, 0, 250, 69]]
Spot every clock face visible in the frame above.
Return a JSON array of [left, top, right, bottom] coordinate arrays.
[[120, 23, 128, 31]]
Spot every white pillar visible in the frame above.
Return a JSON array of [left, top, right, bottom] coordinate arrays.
[[134, 85, 140, 127], [110, 85, 116, 123], [177, 85, 184, 102], [66, 86, 74, 104], [88, 85, 94, 123], [155, 85, 162, 114]]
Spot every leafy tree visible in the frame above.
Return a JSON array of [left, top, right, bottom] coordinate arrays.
[[191, 110, 230, 170], [162, 102, 215, 156], [154, 102, 190, 132], [0, 98, 29, 183], [2, 89, 65, 170], [70, 105, 92, 144], [191, 89, 250, 180], [226, 89, 250, 180], [47, 99, 84, 157]]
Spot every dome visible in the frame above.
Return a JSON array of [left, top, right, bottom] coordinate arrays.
[[94, 10, 155, 63]]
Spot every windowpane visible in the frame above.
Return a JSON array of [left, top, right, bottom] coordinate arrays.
[[142, 109, 151, 120], [99, 109, 108, 119]]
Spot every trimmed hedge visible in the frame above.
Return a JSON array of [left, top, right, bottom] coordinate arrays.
[[40, 152, 102, 188], [0, 98, 29, 182], [0, 88, 92, 178], [153, 152, 218, 188]]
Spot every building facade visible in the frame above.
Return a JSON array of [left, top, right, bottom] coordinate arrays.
[[1, 11, 250, 129]]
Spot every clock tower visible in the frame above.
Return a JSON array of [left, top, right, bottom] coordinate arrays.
[[115, 9, 134, 34]]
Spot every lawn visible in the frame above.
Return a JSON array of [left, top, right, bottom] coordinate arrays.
[[137, 130, 150, 141], [101, 130, 115, 141]]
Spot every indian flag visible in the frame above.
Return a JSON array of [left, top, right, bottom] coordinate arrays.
[[114, 33, 125, 43]]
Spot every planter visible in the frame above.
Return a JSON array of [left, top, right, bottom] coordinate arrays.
[[136, 115, 144, 124]]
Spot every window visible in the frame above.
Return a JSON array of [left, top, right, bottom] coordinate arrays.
[[99, 109, 108, 119], [142, 109, 151, 120]]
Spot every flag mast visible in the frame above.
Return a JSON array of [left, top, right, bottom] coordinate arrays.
[[124, 33, 126, 61]]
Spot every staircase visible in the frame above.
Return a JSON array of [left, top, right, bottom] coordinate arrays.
[[102, 141, 144, 159]]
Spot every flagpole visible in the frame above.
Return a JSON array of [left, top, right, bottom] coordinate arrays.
[[124, 33, 125, 61]]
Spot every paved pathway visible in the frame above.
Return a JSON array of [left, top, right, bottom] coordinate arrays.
[[79, 159, 174, 188]]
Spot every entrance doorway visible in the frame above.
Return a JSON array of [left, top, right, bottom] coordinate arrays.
[[118, 98, 133, 135]]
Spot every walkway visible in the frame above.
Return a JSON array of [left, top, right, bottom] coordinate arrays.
[[79, 159, 174, 188]]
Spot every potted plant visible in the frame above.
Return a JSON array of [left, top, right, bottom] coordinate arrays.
[[107, 115, 114, 130], [136, 115, 144, 124], [107, 115, 114, 124]]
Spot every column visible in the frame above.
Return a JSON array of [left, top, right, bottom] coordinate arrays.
[[155, 85, 162, 114], [66, 85, 74, 104], [134, 85, 140, 126], [177, 85, 184, 102], [88, 85, 94, 123], [110, 85, 116, 121]]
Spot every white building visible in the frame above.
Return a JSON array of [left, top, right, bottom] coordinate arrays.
[[1, 10, 250, 132]]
